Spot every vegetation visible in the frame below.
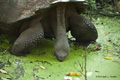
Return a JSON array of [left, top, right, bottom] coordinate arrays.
[[0, 1, 120, 80], [0, 16, 120, 80]]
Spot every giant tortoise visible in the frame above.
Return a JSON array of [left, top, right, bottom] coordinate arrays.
[[0, 0, 98, 61]]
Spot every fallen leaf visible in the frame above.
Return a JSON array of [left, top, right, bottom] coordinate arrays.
[[104, 56, 114, 60], [105, 32, 110, 36], [88, 18, 95, 21], [66, 72, 82, 76], [92, 43, 101, 51], [40, 66, 45, 70], [0, 69, 7, 74]]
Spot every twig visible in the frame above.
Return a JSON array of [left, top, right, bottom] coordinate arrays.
[[74, 48, 88, 80], [88, 0, 92, 21], [78, 61, 84, 72], [74, 61, 84, 76], [84, 50, 87, 80]]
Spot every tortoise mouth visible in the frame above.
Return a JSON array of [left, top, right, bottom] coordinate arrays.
[[54, 51, 68, 62], [56, 56, 66, 62]]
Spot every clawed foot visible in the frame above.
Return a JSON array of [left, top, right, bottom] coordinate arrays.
[[9, 46, 28, 56], [10, 20, 44, 56]]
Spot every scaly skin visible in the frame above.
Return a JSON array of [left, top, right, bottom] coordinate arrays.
[[53, 4, 70, 62], [11, 19, 44, 56], [69, 14, 98, 46], [0, 3, 98, 61]]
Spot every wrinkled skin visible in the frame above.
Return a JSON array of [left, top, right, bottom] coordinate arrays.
[[0, 3, 98, 61]]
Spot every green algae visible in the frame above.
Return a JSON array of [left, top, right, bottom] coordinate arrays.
[[0, 16, 120, 80]]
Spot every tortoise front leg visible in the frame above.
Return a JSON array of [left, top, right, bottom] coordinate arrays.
[[69, 14, 98, 46], [10, 20, 44, 56], [53, 4, 70, 61]]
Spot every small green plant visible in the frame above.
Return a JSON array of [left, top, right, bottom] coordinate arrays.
[[86, 0, 97, 10]]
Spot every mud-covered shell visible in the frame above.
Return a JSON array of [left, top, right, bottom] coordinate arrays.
[[0, 0, 87, 23]]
